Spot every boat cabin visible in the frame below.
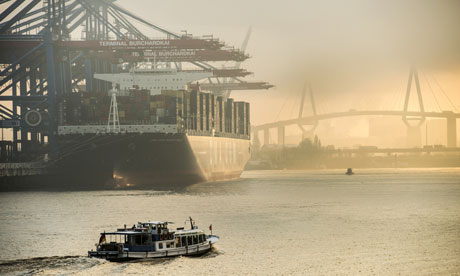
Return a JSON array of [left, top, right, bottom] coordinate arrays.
[[174, 229, 207, 248], [97, 221, 209, 253]]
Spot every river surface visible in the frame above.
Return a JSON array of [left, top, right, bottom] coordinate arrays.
[[0, 168, 459, 275]]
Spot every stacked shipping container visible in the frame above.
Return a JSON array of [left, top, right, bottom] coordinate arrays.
[[61, 89, 250, 137]]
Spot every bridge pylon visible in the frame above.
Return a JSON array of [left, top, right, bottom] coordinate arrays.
[[252, 129, 261, 149], [402, 66, 425, 147], [445, 112, 458, 147], [297, 83, 318, 139]]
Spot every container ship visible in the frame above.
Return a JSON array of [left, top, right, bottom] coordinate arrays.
[[0, 2, 275, 192], [0, 66, 251, 191]]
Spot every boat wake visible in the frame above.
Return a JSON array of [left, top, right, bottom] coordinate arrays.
[[191, 247, 222, 259], [0, 256, 102, 275], [0, 249, 222, 275]]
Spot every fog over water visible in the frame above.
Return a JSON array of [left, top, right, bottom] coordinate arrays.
[[1, 169, 459, 275], [1, 0, 459, 144], [118, 0, 460, 125], [111, 0, 460, 147]]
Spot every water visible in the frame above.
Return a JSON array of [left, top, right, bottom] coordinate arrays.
[[1, 168, 459, 275]]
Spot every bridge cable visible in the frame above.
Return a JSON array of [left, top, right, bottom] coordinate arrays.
[[318, 90, 328, 114], [386, 69, 406, 111], [421, 70, 442, 112], [274, 90, 291, 122], [288, 92, 298, 119], [312, 88, 324, 115], [430, 73, 458, 112], [394, 77, 407, 111], [389, 81, 402, 111]]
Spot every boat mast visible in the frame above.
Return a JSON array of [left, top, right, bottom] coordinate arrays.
[[189, 217, 194, 229]]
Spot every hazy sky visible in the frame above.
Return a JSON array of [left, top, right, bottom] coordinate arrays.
[[3, 0, 458, 127], [0, 0, 457, 145], [117, 0, 460, 125], [2, 0, 459, 125]]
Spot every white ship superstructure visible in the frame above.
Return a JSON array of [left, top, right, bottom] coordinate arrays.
[[94, 63, 212, 95]]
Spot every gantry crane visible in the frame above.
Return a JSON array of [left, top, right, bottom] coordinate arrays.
[[0, 0, 272, 162]]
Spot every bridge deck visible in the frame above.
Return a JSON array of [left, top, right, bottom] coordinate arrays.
[[254, 110, 460, 131]]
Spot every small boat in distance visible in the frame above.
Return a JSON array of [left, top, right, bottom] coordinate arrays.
[[88, 218, 218, 261], [346, 168, 354, 175]]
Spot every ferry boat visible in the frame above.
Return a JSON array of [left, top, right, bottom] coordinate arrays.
[[88, 218, 218, 261]]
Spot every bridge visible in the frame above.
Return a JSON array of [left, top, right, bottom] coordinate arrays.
[[253, 68, 459, 148], [253, 110, 459, 147]]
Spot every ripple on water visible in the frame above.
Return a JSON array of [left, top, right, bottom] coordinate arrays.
[[0, 168, 459, 275]]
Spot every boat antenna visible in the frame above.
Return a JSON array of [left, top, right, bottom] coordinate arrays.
[[189, 217, 194, 229]]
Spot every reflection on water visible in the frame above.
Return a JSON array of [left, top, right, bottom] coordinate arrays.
[[0, 168, 459, 275]]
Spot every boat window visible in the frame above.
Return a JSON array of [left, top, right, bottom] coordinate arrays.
[[199, 235, 202, 243], [175, 237, 180, 247], [134, 234, 150, 245], [159, 243, 163, 249], [181, 236, 186, 246], [166, 243, 171, 248], [135, 235, 142, 245], [193, 235, 198, 244], [187, 236, 192, 245]]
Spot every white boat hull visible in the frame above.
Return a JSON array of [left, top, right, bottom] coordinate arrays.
[[88, 238, 217, 261]]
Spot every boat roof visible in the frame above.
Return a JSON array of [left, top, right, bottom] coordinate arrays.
[[175, 229, 204, 235], [103, 231, 146, 235], [103, 228, 204, 235], [139, 221, 173, 225]]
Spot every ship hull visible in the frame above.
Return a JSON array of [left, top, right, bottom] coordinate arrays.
[[0, 133, 250, 191], [113, 133, 251, 189], [89, 242, 214, 262]]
